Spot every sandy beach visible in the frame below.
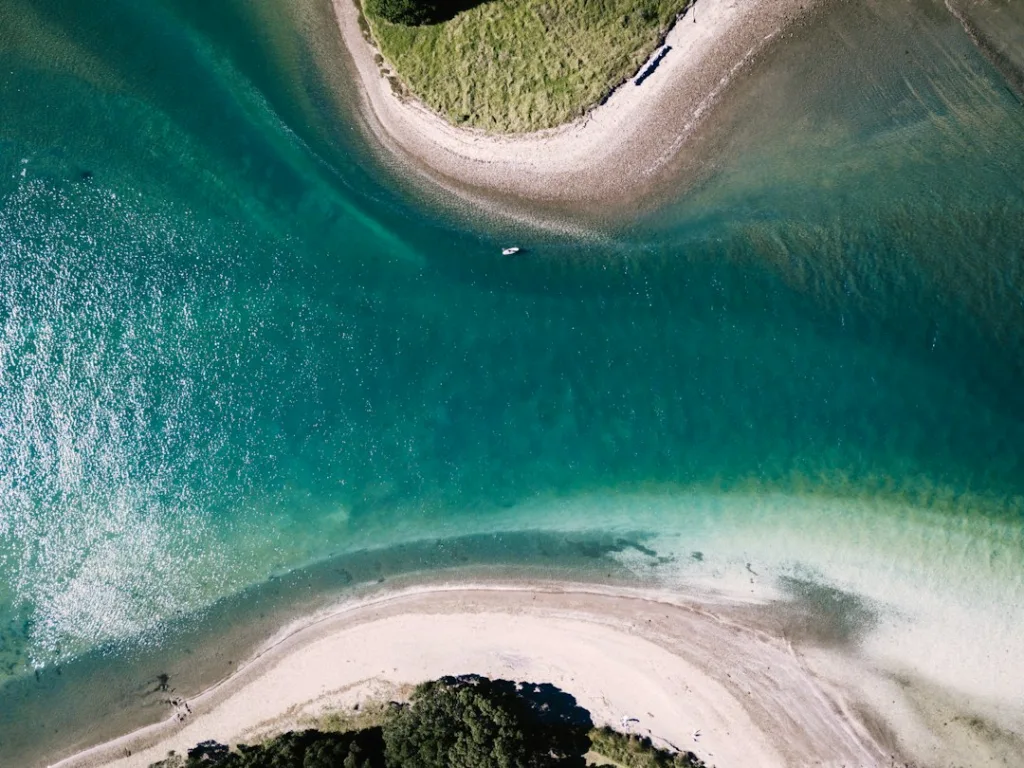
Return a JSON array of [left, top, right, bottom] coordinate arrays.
[[331, 0, 815, 207], [55, 581, 904, 768]]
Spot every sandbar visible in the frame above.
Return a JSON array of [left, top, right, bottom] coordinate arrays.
[[54, 582, 900, 768], [330, 0, 816, 207]]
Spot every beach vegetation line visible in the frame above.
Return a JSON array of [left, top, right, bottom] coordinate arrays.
[[361, 0, 694, 132], [149, 674, 705, 767]]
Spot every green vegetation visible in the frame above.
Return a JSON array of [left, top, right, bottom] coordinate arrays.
[[364, 0, 442, 26], [383, 676, 590, 767], [588, 727, 705, 768], [150, 728, 385, 768], [153, 676, 704, 768], [153, 676, 586, 768], [302, 694, 402, 735], [362, 0, 693, 132]]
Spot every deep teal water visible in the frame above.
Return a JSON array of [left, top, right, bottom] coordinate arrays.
[[1, 0, 1024, 762]]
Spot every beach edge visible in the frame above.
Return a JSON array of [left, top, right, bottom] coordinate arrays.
[[52, 579, 900, 768], [329, 0, 817, 209]]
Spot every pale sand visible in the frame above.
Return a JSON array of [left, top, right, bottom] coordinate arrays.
[[56, 582, 897, 768], [331, 0, 815, 207]]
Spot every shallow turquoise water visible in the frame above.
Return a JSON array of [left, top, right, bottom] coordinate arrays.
[[1, 0, 1024, 762]]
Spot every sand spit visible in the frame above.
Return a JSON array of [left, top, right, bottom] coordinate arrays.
[[330, 0, 815, 207], [55, 582, 908, 768]]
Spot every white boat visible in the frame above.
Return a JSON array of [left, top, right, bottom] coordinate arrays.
[[502, 246, 521, 256]]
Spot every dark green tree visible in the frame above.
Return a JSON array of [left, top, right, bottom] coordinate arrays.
[[363, 0, 439, 26], [183, 729, 386, 768], [363, 0, 483, 26], [303, 730, 383, 768], [382, 676, 591, 768], [168, 677, 593, 768], [186, 740, 232, 765]]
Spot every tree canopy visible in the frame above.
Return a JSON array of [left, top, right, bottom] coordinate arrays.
[[382, 676, 590, 768], [363, 0, 439, 26], [363, 0, 482, 26], [175, 728, 385, 768], [158, 675, 704, 768]]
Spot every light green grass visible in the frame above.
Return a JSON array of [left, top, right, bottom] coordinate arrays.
[[363, 0, 692, 133], [587, 726, 706, 767]]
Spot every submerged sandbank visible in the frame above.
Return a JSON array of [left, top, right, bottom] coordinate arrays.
[[52, 580, 962, 768], [330, 0, 816, 207]]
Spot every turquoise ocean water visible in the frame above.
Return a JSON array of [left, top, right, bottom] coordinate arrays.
[[1, 0, 1024, 763]]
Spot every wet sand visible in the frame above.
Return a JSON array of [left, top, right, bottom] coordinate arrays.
[[56, 581, 902, 768], [330, 0, 817, 208]]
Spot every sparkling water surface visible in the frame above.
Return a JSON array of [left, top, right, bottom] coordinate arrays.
[[1, 0, 1023, 763]]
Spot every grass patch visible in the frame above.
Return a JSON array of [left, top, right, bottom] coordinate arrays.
[[362, 0, 693, 132], [297, 692, 407, 734], [588, 726, 707, 767]]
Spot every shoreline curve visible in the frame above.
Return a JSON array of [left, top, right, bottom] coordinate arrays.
[[52, 580, 898, 768], [330, 0, 816, 208]]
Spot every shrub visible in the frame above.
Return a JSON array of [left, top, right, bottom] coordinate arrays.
[[382, 675, 591, 768], [363, 0, 439, 26], [177, 729, 386, 768], [587, 726, 705, 768], [161, 676, 594, 768]]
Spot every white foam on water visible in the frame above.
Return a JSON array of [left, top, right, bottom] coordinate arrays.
[[2, 175, 1021, 751], [0, 180, 236, 666]]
